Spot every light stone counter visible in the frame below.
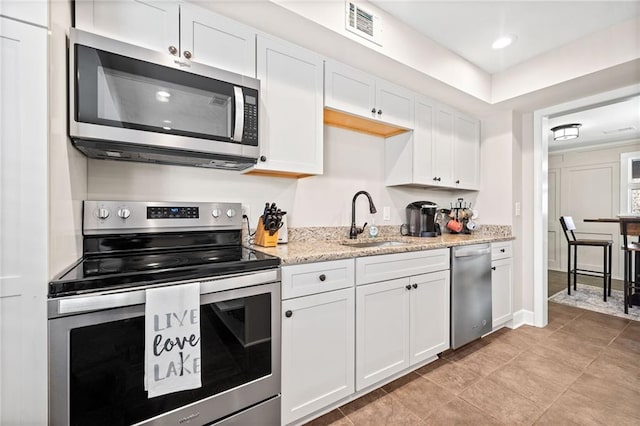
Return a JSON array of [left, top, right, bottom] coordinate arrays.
[[250, 225, 513, 265]]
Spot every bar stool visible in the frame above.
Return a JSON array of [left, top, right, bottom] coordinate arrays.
[[559, 216, 612, 301], [619, 217, 640, 313]]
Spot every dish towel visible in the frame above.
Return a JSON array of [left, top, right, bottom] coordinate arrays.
[[145, 282, 202, 398]]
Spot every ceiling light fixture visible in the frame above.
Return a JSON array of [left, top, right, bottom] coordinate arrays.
[[491, 35, 515, 49], [156, 90, 171, 102], [551, 123, 582, 141]]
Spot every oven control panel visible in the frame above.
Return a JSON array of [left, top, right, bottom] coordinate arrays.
[[83, 201, 242, 234]]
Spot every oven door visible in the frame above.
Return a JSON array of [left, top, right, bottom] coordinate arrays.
[[69, 28, 259, 159], [49, 272, 280, 426]]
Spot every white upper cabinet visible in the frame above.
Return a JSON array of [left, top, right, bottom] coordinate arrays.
[[385, 95, 481, 190], [453, 112, 481, 190], [325, 60, 413, 131], [249, 35, 324, 177], [0, 0, 48, 26], [75, 0, 256, 75]]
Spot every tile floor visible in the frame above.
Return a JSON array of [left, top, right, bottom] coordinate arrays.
[[304, 303, 640, 426], [548, 269, 624, 298]]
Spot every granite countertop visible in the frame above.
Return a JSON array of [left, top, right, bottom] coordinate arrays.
[[250, 233, 514, 265]]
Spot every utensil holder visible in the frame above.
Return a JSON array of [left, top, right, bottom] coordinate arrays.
[[255, 217, 279, 247]]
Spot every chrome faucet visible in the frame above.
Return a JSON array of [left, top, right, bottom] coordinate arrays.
[[350, 191, 377, 239]]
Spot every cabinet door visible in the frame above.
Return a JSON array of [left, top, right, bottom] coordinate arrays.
[[409, 271, 450, 365], [375, 79, 414, 129], [492, 258, 513, 328], [453, 113, 481, 189], [254, 36, 324, 176], [432, 105, 455, 186], [75, 0, 179, 54], [180, 3, 255, 76], [281, 289, 355, 425], [412, 96, 436, 184], [356, 278, 410, 391], [0, 17, 48, 425], [324, 60, 376, 120]]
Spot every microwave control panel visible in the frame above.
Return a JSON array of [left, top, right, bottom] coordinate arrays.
[[243, 90, 258, 145]]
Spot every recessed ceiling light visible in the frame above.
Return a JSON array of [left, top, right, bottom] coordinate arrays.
[[156, 91, 171, 102], [492, 35, 516, 49]]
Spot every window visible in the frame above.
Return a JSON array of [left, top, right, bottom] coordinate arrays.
[[620, 152, 640, 214]]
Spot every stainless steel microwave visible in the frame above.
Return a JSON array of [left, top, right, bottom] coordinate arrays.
[[69, 29, 260, 170]]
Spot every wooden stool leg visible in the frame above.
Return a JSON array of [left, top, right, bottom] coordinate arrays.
[[573, 246, 578, 291], [603, 246, 607, 302], [567, 245, 572, 295]]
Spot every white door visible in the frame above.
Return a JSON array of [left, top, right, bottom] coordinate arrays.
[[432, 105, 455, 186], [255, 36, 324, 175], [453, 113, 480, 189], [324, 60, 376, 119], [75, 0, 180, 54], [492, 258, 513, 328], [375, 79, 414, 129], [356, 278, 410, 391], [547, 168, 561, 270], [412, 96, 435, 185], [180, 4, 255, 76], [281, 289, 355, 425], [0, 17, 48, 425], [409, 271, 450, 365]]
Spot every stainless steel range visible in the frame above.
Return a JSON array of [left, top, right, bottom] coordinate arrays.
[[48, 201, 281, 426]]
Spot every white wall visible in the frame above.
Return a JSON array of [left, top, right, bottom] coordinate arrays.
[[474, 110, 513, 226], [88, 126, 476, 231], [50, 0, 87, 278]]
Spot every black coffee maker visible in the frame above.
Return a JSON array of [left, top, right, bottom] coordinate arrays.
[[402, 201, 440, 237]]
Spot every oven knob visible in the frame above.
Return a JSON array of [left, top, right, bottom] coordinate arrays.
[[226, 208, 237, 218], [211, 208, 222, 218], [95, 208, 110, 220], [117, 208, 131, 219]]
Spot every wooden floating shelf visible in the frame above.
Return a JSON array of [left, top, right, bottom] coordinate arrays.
[[323, 108, 409, 138]]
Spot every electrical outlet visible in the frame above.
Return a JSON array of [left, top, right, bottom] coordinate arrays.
[[383, 206, 391, 221], [242, 204, 251, 219]]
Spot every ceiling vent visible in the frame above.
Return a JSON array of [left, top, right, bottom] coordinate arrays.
[[345, 1, 382, 46], [602, 126, 636, 135]]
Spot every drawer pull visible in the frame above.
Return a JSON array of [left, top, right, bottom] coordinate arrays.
[[405, 285, 411, 290], [500, 248, 506, 253], [319, 274, 326, 282], [285, 310, 293, 318], [491, 266, 497, 271], [412, 284, 418, 289]]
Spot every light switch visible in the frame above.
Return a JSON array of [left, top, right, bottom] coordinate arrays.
[[383, 206, 391, 221]]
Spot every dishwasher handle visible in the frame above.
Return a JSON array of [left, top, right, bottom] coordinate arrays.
[[453, 247, 491, 257]]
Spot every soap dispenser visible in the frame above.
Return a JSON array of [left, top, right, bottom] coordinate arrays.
[[369, 219, 379, 238]]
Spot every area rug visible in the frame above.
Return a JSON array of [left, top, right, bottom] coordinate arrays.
[[549, 283, 640, 322]]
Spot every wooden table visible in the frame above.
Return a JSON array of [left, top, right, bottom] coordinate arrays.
[[584, 217, 640, 308]]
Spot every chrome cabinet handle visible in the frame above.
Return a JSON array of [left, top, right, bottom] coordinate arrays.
[[183, 50, 192, 59], [168, 45, 178, 55]]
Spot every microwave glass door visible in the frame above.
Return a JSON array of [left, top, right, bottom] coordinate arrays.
[[63, 291, 273, 425], [75, 45, 255, 144]]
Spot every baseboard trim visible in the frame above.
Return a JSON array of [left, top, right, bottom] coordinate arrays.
[[510, 309, 535, 328]]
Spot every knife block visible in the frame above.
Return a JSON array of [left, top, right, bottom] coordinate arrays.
[[255, 217, 279, 247]]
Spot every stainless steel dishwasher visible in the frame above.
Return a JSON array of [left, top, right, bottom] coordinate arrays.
[[451, 243, 492, 349]]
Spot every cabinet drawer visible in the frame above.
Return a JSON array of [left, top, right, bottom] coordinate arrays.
[[491, 241, 513, 261], [356, 249, 449, 285], [282, 259, 355, 299]]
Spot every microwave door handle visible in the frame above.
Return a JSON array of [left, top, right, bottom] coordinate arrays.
[[232, 86, 244, 141]]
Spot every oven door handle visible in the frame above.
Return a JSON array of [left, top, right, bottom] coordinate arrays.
[[232, 86, 244, 142], [50, 269, 279, 316]]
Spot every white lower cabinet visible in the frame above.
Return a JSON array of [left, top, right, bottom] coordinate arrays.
[[355, 259, 450, 391], [281, 288, 355, 425], [491, 242, 514, 329]]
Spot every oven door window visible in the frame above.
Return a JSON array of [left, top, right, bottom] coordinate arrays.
[[75, 44, 255, 144], [67, 293, 272, 425]]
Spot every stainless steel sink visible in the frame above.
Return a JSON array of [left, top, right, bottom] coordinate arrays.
[[340, 240, 408, 249]]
